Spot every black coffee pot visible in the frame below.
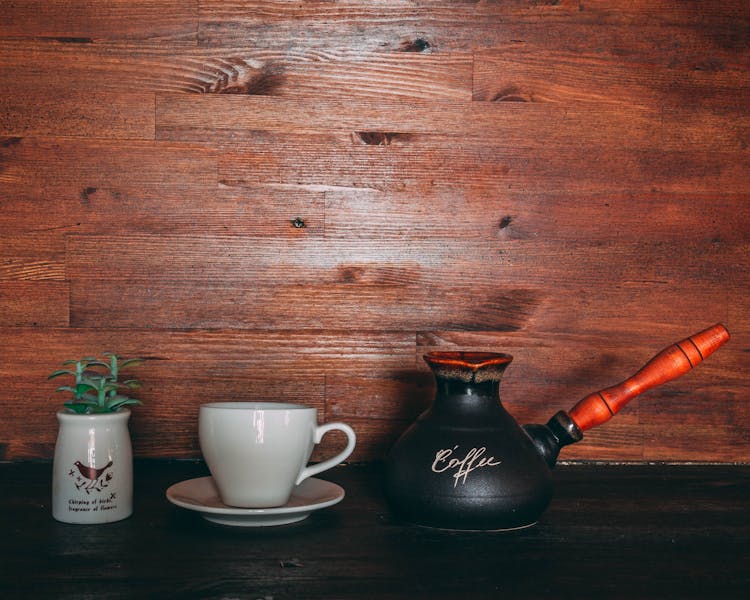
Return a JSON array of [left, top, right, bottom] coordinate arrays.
[[384, 324, 730, 530]]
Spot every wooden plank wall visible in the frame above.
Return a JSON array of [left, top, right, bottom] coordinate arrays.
[[0, 0, 748, 463]]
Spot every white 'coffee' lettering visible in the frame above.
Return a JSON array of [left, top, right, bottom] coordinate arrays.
[[431, 445, 501, 487]]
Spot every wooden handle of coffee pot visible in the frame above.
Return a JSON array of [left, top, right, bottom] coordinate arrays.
[[568, 323, 730, 432]]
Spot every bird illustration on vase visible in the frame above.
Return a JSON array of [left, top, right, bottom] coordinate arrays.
[[69, 460, 114, 494]]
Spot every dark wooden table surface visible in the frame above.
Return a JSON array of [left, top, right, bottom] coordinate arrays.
[[2, 461, 748, 599]]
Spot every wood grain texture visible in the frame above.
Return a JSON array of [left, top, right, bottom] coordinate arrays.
[[63, 233, 745, 333], [156, 93, 748, 151], [0, 0, 198, 43], [0, 1, 747, 462], [0, 233, 65, 281], [0, 42, 471, 100], [0, 183, 324, 237], [322, 190, 750, 241], [0, 282, 69, 326], [197, 0, 750, 56], [0, 90, 155, 139], [473, 48, 750, 111], [217, 133, 750, 195]]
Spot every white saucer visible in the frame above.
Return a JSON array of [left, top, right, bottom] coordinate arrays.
[[165, 476, 345, 527]]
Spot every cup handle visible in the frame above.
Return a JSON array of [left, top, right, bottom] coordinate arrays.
[[296, 422, 357, 485]]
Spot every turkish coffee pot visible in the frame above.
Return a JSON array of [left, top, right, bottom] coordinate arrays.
[[384, 324, 730, 530]]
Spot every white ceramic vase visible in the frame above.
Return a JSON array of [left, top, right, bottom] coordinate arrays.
[[52, 409, 133, 524]]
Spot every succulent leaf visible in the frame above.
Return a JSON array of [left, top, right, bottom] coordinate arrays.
[[119, 358, 144, 369], [51, 353, 144, 412], [48, 370, 75, 380], [106, 398, 142, 411]]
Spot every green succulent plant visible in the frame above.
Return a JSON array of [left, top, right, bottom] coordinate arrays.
[[49, 353, 144, 414]]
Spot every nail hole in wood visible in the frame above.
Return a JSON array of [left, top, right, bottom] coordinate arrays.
[[400, 38, 431, 52]]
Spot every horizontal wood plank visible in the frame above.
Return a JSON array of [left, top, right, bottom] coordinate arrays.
[[65, 234, 747, 288], [473, 48, 750, 112], [0, 42, 471, 100], [68, 282, 540, 331], [64, 231, 742, 335], [0, 90, 155, 139], [0, 328, 414, 375], [4, 156, 747, 241], [0, 0, 197, 43], [323, 190, 750, 242], [0, 282, 69, 326], [65, 280, 739, 337], [198, 0, 750, 61], [0, 233, 65, 281], [641, 386, 749, 462], [0, 183, 324, 238], [0, 137, 217, 188], [217, 133, 750, 194], [156, 93, 748, 152]]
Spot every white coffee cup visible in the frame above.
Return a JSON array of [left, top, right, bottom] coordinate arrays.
[[198, 402, 356, 508]]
